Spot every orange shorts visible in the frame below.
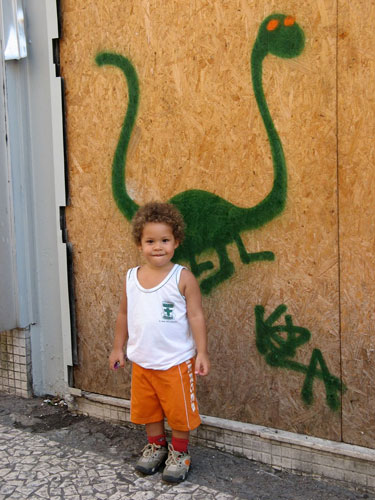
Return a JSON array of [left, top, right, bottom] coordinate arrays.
[[130, 358, 201, 432]]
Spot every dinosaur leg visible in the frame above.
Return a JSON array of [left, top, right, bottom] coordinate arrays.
[[234, 235, 275, 264], [200, 245, 234, 295], [188, 251, 214, 277]]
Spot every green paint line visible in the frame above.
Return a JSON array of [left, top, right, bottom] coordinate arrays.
[[255, 304, 346, 411], [95, 52, 139, 220]]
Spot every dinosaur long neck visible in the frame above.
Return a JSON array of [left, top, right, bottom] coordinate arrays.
[[237, 44, 287, 227], [96, 53, 139, 220]]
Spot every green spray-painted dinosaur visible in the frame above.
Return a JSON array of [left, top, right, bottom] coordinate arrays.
[[96, 14, 305, 294]]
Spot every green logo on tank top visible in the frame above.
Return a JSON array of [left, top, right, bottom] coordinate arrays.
[[162, 301, 175, 320]]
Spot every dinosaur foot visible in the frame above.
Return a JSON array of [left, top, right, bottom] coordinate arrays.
[[234, 236, 275, 265], [199, 261, 235, 295], [191, 260, 214, 277], [241, 251, 275, 264]]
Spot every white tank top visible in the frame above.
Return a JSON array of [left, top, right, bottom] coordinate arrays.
[[126, 264, 196, 370]]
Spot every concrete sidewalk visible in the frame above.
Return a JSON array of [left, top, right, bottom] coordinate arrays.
[[0, 423, 234, 499], [0, 393, 373, 499]]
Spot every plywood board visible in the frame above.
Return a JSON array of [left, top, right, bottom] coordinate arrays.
[[61, 0, 341, 440], [338, 0, 375, 448]]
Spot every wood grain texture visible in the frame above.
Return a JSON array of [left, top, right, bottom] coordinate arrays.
[[61, 0, 342, 441], [338, 0, 375, 448]]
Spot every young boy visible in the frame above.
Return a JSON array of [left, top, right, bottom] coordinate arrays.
[[109, 202, 210, 483]]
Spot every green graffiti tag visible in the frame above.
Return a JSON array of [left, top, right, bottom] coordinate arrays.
[[96, 14, 305, 294], [255, 305, 345, 411]]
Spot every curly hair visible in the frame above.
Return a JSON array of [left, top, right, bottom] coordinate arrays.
[[132, 202, 185, 245]]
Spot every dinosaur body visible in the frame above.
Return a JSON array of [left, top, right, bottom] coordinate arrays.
[[96, 14, 305, 294]]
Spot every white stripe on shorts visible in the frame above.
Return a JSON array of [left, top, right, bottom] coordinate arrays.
[[178, 364, 191, 430]]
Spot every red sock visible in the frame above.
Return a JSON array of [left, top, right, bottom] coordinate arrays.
[[172, 437, 189, 453], [147, 434, 167, 447]]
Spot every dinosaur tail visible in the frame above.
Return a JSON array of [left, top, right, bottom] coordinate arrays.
[[96, 52, 139, 220]]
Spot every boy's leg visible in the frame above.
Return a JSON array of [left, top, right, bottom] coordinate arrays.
[[149, 359, 200, 483], [162, 428, 191, 483], [135, 420, 168, 475], [131, 364, 168, 475], [171, 429, 189, 453], [146, 421, 167, 447], [156, 359, 201, 432], [146, 421, 165, 438], [130, 363, 164, 425]]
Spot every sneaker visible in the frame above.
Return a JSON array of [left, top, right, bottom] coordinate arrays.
[[162, 444, 191, 483], [135, 443, 168, 475]]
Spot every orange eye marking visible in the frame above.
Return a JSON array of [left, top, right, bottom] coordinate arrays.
[[284, 16, 295, 26], [267, 19, 279, 31]]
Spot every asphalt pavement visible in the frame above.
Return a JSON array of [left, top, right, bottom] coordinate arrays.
[[0, 392, 373, 499]]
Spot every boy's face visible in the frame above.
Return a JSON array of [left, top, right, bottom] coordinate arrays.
[[139, 222, 179, 269]]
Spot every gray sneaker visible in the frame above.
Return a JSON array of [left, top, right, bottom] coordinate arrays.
[[162, 444, 191, 483], [135, 443, 168, 475]]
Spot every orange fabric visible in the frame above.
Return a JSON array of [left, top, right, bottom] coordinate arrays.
[[131, 358, 201, 431]]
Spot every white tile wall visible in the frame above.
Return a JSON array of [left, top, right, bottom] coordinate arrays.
[[0, 329, 32, 397]]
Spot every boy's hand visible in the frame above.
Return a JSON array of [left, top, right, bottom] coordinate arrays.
[[195, 352, 210, 376], [109, 350, 125, 371]]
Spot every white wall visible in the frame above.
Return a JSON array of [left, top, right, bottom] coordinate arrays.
[[0, 42, 18, 331], [0, 0, 72, 396]]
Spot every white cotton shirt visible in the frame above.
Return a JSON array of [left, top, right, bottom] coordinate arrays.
[[126, 264, 196, 370]]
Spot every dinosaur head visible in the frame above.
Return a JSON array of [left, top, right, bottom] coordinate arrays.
[[255, 14, 305, 60]]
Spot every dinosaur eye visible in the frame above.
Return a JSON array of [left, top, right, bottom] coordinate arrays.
[[267, 19, 279, 31], [284, 16, 295, 26]]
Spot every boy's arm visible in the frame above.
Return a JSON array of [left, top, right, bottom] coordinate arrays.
[[181, 269, 210, 376], [109, 280, 128, 370]]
